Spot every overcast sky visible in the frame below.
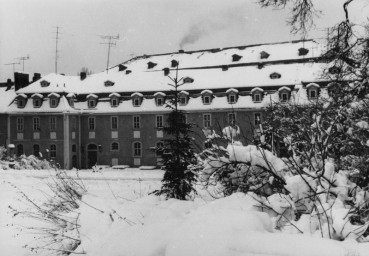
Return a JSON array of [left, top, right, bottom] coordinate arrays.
[[0, 0, 367, 81]]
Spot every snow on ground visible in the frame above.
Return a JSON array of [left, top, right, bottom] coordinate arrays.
[[2, 168, 369, 256]]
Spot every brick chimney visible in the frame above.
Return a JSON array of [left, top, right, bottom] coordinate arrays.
[[14, 72, 29, 91], [163, 68, 170, 76], [118, 64, 127, 71], [32, 73, 41, 82]]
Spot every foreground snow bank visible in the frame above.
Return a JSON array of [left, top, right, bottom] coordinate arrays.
[[76, 192, 369, 256]]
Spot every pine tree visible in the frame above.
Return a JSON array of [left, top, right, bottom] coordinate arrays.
[[154, 66, 196, 200]]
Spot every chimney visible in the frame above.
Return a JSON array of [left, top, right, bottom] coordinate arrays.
[[232, 54, 242, 62], [80, 72, 86, 80], [179, 50, 185, 53], [118, 64, 127, 71], [147, 61, 157, 69], [163, 68, 170, 76], [14, 72, 29, 91], [221, 65, 228, 71], [33, 73, 41, 82], [6, 79, 13, 91], [126, 70, 132, 74]]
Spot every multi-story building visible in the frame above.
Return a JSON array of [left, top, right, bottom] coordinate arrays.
[[4, 39, 334, 169]]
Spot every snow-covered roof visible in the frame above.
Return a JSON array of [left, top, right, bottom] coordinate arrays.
[[7, 96, 76, 114], [66, 93, 75, 97], [226, 88, 239, 94], [306, 83, 320, 88], [154, 92, 166, 97], [131, 92, 143, 97], [251, 87, 264, 93], [201, 90, 213, 95], [109, 92, 121, 98], [87, 94, 98, 99], [31, 93, 43, 98], [278, 86, 291, 92], [0, 87, 16, 113], [48, 92, 60, 98], [17, 93, 27, 98]]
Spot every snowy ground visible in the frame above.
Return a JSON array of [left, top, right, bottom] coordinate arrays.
[[1, 168, 369, 256]]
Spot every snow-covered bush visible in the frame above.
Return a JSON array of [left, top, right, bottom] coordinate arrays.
[[195, 143, 369, 241]]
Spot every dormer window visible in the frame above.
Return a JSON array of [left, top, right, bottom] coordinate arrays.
[[67, 93, 75, 107], [278, 87, 291, 103], [260, 51, 270, 59], [104, 80, 115, 87], [232, 54, 242, 62], [109, 93, 120, 107], [306, 83, 320, 100], [131, 92, 143, 107], [251, 88, 264, 103], [31, 93, 43, 108], [40, 80, 50, 87], [154, 92, 165, 106], [183, 77, 194, 84], [298, 48, 309, 56], [226, 88, 238, 104], [86, 94, 98, 108], [179, 91, 189, 106], [270, 72, 281, 79], [17, 94, 27, 108], [147, 61, 157, 69], [201, 90, 213, 105], [48, 93, 60, 108], [118, 64, 127, 71]]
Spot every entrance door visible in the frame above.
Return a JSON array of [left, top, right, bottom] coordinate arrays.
[[87, 144, 98, 168]]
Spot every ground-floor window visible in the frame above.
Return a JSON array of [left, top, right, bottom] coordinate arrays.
[[17, 144, 23, 156], [33, 144, 40, 157], [111, 142, 119, 151], [50, 144, 57, 158]]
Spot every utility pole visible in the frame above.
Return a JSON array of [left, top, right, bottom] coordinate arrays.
[[16, 55, 30, 72], [99, 34, 119, 73], [4, 62, 20, 73], [54, 26, 61, 74]]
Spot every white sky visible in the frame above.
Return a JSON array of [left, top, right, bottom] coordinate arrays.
[[0, 0, 367, 81]]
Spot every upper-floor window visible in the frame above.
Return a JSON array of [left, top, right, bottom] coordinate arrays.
[[270, 72, 281, 79], [17, 117, 24, 131], [254, 93, 262, 102], [228, 112, 236, 125], [251, 87, 264, 103], [40, 80, 50, 87], [109, 93, 120, 107], [33, 117, 40, 131], [131, 92, 143, 107], [50, 98, 58, 108], [201, 90, 213, 105], [156, 97, 164, 106], [111, 116, 118, 130], [88, 117, 95, 130], [111, 98, 118, 107], [278, 87, 291, 103], [281, 92, 289, 102], [306, 83, 320, 100], [17, 96, 27, 108], [183, 77, 194, 83], [133, 115, 140, 129], [88, 99, 96, 108], [156, 115, 163, 128], [203, 113, 211, 128], [203, 95, 211, 104], [34, 98, 42, 108], [87, 94, 98, 108], [71, 116, 77, 130], [228, 94, 236, 104], [104, 80, 115, 86], [254, 113, 261, 126], [179, 91, 189, 106], [133, 142, 142, 156], [50, 117, 56, 131]]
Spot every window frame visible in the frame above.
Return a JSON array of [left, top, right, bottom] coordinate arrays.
[[88, 99, 96, 108], [18, 98, 25, 108], [49, 116, 56, 131], [203, 95, 211, 105], [111, 98, 119, 107], [50, 144, 57, 158], [254, 113, 262, 126], [179, 96, 187, 105], [156, 97, 164, 106], [203, 113, 211, 128], [111, 142, 119, 151], [17, 144, 24, 156], [280, 92, 289, 102], [50, 98, 58, 108], [133, 97, 141, 107], [33, 98, 41, 108], [17, 117, 24, 131], [33, 117, 40, 131], [88, 117, 95, 130], [133, 141, 142, 157], [228, 94, 237, 104], [228, 112, 236, 125], [253, 93, 262, 103], [308, 88, 318, 100], [111, 116, 118, 130], [133, 115, 140, 129], [156, 115, 163, 128]]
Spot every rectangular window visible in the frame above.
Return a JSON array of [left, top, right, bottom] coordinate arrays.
[[156, 97, 164, 106], [17, 117, 24, 131], [156, 115, 163, 128], [111, 98, 118, 107], [50, 98, 57, 108], [254, 113, 261, 126], [203, 113, 211, 128], [88, 117, 95, 130], [180, 96, 187, 105], [50, 116, 56, 131], [34, 99, 41, 108], [228, 94, 236, 104], [254, 93, 261, 102], [88, 100, 95, 108], [33, 117, 40, 131], [309, 90, 317, 99], [203, 96, 211, 104], [133, 115, 140, 129], [50, 144, 57, 158], [281, 93, 289, 102], [133, 142, 142, 156], [228, 113, 236, 125], [71, 116, 77, 130], [133, 98, 141, 107], [111, 116, 118, 130]]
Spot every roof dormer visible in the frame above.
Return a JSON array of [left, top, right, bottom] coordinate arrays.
[[147, 61, 157, 69], [179, 91, 189, 106], [31, 93, 43, 108], [40, 80, 50, 87], [48, 92, 60, 108], [86, 94, 98, 108], [118, 64, 127, 71], [226, 88, 239, 104], [260, 51, 270, 59], [232, 54, 242, 62], [154, 92, 165, 106], [109, 92, 120, 107], [270, 72, 281, 79], [278, 87, 291, 103], [183, 77, 194, 84], [251, 87, 264, 103], [17, 94, 27, 108], [131, 92, 143, 107], [298, 47, 309, 56], [171, 60, 178, 68], [67, 93, 75, 107], [306, 83, 320, 100], [201, 90, 213, 105], [104, 80, 115, 87]]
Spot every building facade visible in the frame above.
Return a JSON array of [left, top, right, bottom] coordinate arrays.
[[4, 39, 335, 169]]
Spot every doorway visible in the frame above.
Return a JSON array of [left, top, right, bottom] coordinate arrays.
[[87, 144, 98, 168]]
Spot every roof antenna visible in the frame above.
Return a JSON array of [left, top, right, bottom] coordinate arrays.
[[99, 34, 119, 74]]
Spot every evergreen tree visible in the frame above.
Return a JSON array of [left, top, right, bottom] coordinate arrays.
[[154, 66, 196, 200]]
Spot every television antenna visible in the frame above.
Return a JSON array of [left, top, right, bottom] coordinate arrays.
[[16, 55, 30, 72]]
